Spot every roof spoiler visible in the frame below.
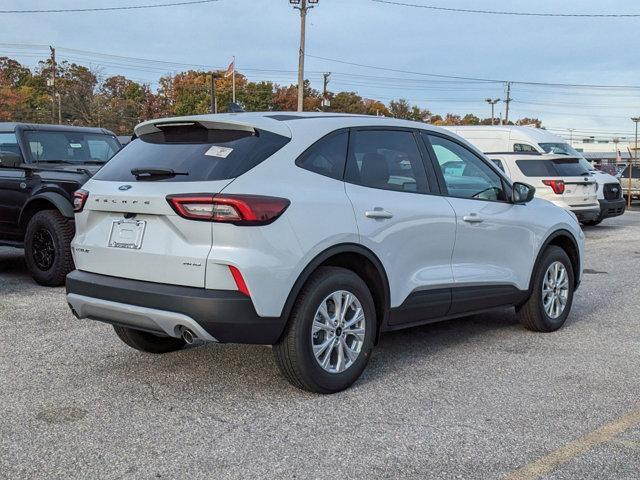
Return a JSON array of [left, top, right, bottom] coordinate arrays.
[[134, 118, 256, 137]]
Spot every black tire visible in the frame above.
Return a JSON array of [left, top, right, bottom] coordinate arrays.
[[273, 267, 376, 394], [516, 245, 575, 332], [582, 218, 602, 227], [24, 210, 75, 287], [113, 325, 186, 354]]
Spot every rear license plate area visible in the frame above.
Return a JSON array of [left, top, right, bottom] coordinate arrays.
[[108, 219, 146, 249]]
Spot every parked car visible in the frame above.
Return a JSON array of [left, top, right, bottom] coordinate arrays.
[[0, 123, 121, 285], [487, 153, 600, 224], [66, 113, 584, 393], [444, 125, 625, 225], [117, 135, 133, 146], [619, 163, 640, 202]]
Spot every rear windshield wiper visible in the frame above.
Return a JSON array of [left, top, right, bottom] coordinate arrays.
[[131, 167, 189, 180]]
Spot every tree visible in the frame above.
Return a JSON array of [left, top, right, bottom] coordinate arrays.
[[272, 80, 320, 111], [362, 98, 389, 117], [516, 117, 542, 128], [242, 81, 274, 111], [462, 113, 480, 125], [388, 98, 411, 119], [330, 91, 365, 114]]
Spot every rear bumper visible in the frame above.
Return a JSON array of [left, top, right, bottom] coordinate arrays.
[[570, 207, 600, 222], [598, 198, 625, 219], [65, 270, 287, 344]]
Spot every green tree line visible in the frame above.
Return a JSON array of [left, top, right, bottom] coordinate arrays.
[[0, 56, 541, 135]]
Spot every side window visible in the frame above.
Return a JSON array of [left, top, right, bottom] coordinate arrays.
[[490, 158, 506, 173], [426, 134, 508, 201], [345, 130, 428, 193], [296, 130, 348, 180], [513, 143, 537, 153], [0, 132, 20, 156]]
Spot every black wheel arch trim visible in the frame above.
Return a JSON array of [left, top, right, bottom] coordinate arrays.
[[279, 243, 391, 343], [529, 229, 581, 292], [19, 192, 74, 228]]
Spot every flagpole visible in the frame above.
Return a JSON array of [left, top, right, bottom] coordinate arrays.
[[232, 56, 236, 104]]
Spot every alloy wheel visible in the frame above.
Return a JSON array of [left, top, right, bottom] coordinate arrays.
[[32, 228, 56, 271], [542, 261, 569, 319], [311, 290, 366, 374]]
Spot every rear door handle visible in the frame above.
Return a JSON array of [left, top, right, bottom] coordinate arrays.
[[365, 208, 393, 219], [463, 213, 484, 223]]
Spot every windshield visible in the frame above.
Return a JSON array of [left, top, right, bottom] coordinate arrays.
[[93, 125, 290, 182], [578, 158, 596, 172], [539, 142, 582, 157], [516, 157, 592, 177], [25, 130, 121, 164]]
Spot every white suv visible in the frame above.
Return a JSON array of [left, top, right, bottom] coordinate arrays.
[[488, 153, 600, 224], [66, 113, 584, 393]]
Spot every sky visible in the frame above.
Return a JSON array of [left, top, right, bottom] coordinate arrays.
[[2, 0, 640, 141]]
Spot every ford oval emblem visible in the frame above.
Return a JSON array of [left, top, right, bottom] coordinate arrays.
[[118, 185, 132, 191]]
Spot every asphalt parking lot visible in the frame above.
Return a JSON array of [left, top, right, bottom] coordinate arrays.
[[1, 212, 639, 480]]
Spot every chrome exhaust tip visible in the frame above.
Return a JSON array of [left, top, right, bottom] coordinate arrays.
[[181, 328, 196, 344]]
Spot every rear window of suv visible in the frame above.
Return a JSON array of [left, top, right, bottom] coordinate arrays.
[[515, 158, 590, 177], [93, 123, 290, 182]]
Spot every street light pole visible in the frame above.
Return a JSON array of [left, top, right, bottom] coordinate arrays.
[[485, 98, 500, 125], [630, 117, 639, 208], [291, 0, 318, 112]]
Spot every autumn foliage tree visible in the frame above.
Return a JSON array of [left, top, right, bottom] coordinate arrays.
[[0, 55, 544, 134]]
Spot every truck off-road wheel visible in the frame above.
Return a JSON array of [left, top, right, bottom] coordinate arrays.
[[113, 326, 186, 354], [24, 210, 75, 287], [516, 245, 575, 332], [273, 267, 376, 394]]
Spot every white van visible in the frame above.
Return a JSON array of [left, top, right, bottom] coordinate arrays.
[[444, 126, 625, 225]]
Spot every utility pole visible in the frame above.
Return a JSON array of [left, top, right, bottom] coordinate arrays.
[[484, 98, 500, 125], [503, 82, 512, 124], [56, 94, 61, 125], [630, 117, 639, 208], [291, 0, 318, 112], [322, 72, 331, 111], [49, 46, 57, 124]]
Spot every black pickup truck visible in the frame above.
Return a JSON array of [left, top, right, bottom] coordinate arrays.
[[0, 123, 121, 286]]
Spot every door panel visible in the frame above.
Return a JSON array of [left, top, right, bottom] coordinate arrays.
[[0, 169, 31, 239], [444, 197, 535, 289], [423, 132, 535, 291], [344, 129, 457, 315]]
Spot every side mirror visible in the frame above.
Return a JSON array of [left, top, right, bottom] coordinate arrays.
[[512, 182, 536, 204], [0, 151, 23, 168]]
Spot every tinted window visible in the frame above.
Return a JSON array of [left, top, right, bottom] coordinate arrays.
[[539, 142, 582, 157], [621, 166, 640, 179], [25, 131, 121, 163], [427, 134, 507, 201], [516, 158, 591, 177], [345, 130, 428, 193], [513, 143, 538, 153], [0, 132, 20, 156], [296, 130, 348, 180], [94, 125, 290, 182], [490, 159, 506, 172]]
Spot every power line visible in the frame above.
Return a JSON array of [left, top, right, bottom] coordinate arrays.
[[371, 0, 640, 18], [0, 0, 219, 14], [306, 53, 640, 90]]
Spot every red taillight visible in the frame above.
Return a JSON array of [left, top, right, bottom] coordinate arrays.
[[73, 189, 89, 212], [542, 179, 565, 195], [166, 194, 290, 225], [228, 265, 250, 297]]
